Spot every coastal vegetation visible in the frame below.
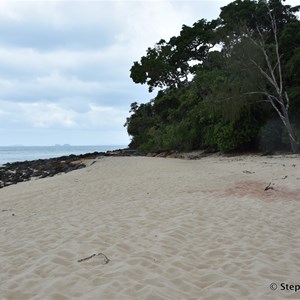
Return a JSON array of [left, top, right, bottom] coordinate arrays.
[[125, 0, 300, 153]]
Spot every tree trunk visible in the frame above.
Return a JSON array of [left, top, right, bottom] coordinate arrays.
[[282, 111, 300, 153], [250, 7, 300, 154]]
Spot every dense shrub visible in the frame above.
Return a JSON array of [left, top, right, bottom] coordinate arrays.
[[204, 119, 259, 152]]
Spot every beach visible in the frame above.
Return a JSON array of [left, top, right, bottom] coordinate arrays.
[[1, 155, 300, 299]]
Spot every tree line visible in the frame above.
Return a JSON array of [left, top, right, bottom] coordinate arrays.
[[125, 0, 300, 153]]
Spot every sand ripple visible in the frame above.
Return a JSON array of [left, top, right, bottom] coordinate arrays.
[[1, 155, 300, 299]]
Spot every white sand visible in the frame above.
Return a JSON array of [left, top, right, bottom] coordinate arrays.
[[1, 155, 300, 300]]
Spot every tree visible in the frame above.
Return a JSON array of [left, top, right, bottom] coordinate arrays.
[[279, 21, 300, 119], [248, 5, 300, 153], [130, 19, 217, 92], [125, 0, 300, 153], [124, 102, 157, 149], [217, 0, 300, 153]]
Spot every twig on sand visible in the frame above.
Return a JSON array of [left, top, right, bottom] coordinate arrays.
[[264, 182, 274, 191], [243, 170, 255, 174], [78, 252, 110, 264]]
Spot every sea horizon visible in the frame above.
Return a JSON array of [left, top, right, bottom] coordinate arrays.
[[0, 145, 127, 165]]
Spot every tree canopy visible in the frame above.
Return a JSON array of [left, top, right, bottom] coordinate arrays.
[[125, 0, 300, 153]]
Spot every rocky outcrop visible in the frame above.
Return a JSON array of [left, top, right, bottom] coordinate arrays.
[[0, 157, 85, 188], [146, 151, 184, 158], [0, 148, 143, 189], [0, 147, 217, 189], [145, 150, 219, 159]]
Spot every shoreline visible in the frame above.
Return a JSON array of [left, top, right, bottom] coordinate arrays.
[[0, 145, 127, 166], [0, 147, 298, 189], [0, 148, 141, 188]]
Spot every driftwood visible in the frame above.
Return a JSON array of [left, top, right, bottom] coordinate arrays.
[[243, 170, 255, 174], [264, 182, 274, 191], [78, 252, 110, 264]]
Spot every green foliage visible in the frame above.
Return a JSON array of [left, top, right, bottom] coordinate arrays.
[[259, 119, 300, 151], [219, 0, 299, 40], [203, 118, 259, 152], [148, 122, 198, 152], [125, 0, 300, 153], [259, 119, 284, 151], [130, 19, 217, 92], [279, 21, 300, 119], [125, 87, 207, 152], [124, 102, 157, 149]]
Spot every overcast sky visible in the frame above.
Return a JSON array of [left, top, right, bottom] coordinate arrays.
[[0, 0, 298, 146]]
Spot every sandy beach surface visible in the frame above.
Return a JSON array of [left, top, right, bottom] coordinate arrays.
[[1, 155, 300, 300]]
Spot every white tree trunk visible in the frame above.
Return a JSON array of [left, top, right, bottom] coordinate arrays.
[[250, 6, 300, 153]]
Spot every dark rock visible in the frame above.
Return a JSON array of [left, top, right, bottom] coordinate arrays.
[[261, 151, 274, 156], [0, 148, 145, 189], [40, 172, 50, 179], [187, 154, 202, 160], [105, 148, 144, 157], [203, 146, 218, 154]]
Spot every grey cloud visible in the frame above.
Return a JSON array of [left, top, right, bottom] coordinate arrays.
[[0, 0, 232, 146], [0, 22, 117, 51], [0, 72, 143, 107]]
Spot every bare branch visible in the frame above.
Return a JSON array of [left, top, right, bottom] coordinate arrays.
[[268, 96, 286, 124], [262, 46, 280, 94], [242, 4, 299, 152], [243, 91, 270, 96], [269, 94, 286, 108], [252, 20, 282, 97], [272, 54, 284, 74], [250, 59, 277, 87], [285, 91, 290, 111], [268, 9, 283, 94]]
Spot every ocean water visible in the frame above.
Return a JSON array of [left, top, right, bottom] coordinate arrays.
[[0, 145, 126, 165]]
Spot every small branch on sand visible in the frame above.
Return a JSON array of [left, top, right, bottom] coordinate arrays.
[[264, 182, 274, 191], [243, 170, 255, 174], [78, 252, 110, 264]]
